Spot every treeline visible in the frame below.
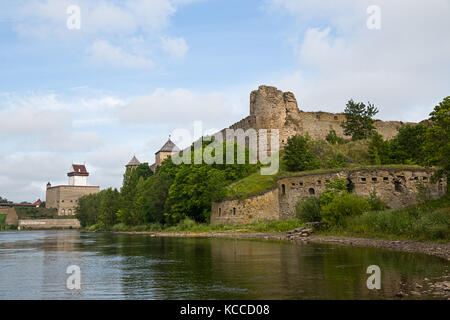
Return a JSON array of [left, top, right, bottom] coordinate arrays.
[[76, 142, 258, 228]]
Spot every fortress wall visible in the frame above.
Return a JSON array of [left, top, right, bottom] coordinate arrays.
[[210, 168, 447, 225], [18, 219, 80, 230], [0, 208, 19, 225], [211, 189, 279, 225], [216, 86, 418, 156]]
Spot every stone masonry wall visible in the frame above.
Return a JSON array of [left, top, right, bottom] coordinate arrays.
[[211, 168, 447, 225], [211, 189, 279, 225], [216, 86, 416, 156], [46, 185, 100, 216], [18, 219, 80, 230], [0, 208, 19, 225]]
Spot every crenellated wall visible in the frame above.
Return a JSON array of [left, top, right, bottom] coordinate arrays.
[[211, 168, 447, 225]]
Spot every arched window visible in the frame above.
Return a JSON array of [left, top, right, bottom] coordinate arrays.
[[309, 188, 315, 195], [233, 208, 236, 216], [218, 208, 221, 217], [281, 184, 286, 195]]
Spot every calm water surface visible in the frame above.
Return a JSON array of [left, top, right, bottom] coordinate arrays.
[[0, 231, 448, 299]]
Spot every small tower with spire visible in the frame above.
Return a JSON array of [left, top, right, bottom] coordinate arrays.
[[126, 155, 141, 170], [155, 138, 180, 167]]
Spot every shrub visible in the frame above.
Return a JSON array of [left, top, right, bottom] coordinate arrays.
[[367, 190, 388, 211], [326, 129, 345, 145], [296, 197, 322, 222], [326, 153, 348, 168], [321, 193, 369, 226], [174, 217, 197, 231]]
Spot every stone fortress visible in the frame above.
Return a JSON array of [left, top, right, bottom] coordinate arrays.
[[216, 85, 415, 156], [46, 164, 100, 216], [209, 85, 447, 225], [122, 85, 445, 225]]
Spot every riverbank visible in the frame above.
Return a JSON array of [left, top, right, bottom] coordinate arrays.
[[96, 229, 450, 261]]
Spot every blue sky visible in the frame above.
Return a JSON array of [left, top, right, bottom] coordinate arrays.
[[1, 0, 449, 202]]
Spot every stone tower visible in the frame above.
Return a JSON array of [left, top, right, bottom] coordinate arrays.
[[68, 164, 89, 186], [155, 139, 180, 167], [126, 155, 141, 170]]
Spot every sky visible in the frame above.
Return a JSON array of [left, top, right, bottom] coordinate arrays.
[[0, 0, 449, 202]]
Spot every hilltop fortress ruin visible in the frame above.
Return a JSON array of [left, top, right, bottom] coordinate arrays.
[[218, 85, 413, 153], [210, 85, 446, 225]]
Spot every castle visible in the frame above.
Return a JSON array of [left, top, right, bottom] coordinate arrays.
[[120, 85, 446, 225], [208, 85, 445, 225], [46, 164, 100, 216]]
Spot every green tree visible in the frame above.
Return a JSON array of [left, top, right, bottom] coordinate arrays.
[[341, 100, 379, 140], [423, 96, 450, 180], [98, 188, 121, 227], [75, 192, 102, 227], [164, 140, 256, 224], [390, 124, 427, 164], [368, 132, 391, 165], [282, 135, 321, 172], [0, 196, 10, 204], [326, 128, 345, 145]]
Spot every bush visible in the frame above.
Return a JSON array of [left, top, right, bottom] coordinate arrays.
[[345, 205, 449, 241], [326, 129, 345, 145], [367, 190, 388, 211], [282, 135, 321, 172], [296, 197, 322, 222], [321, 193, 369, 226], [174, 217, 197, 231]]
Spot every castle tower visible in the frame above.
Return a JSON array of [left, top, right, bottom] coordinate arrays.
[[125, 155, 141, 170], [155, 139, 180, 167], [46, 164, 99, 216], [67, 164, 89, 186]]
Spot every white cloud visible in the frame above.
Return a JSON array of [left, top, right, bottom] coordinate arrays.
[[161, 37, 189, 59], [87, 40, 154, 69], [268, 0, 450, 122], [118, 88, 241, 128], [13, 0, 177, 38]]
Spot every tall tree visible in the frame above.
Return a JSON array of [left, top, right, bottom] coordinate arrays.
[[423, 96, 450, 180], [282, 135, 321, 172], [390, 124, 427, 164], [341, 100, 379, 140], [98, 188, 121, 227]]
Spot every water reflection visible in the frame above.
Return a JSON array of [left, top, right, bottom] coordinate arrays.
[[0, 231, 448, 300]]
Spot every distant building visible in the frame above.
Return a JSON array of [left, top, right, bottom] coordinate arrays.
[[46, 164, 100, 216], [151, 139, 180, 172], [0, 199, 41, 208], [125, 155, 141, 170], [128, 138, 180, 173]]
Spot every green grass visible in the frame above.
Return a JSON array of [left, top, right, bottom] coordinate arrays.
[[322, 194, 450, 242], [85, 218, 305, 234], [223, 164, 432, 200], [0, 214, 6, 225], [15, 207, 59, 219]]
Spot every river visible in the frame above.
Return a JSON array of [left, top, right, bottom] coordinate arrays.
[[0, 230, 448, 299]]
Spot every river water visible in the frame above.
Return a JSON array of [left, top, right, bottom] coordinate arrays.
[[0, 230, 448, 299]]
